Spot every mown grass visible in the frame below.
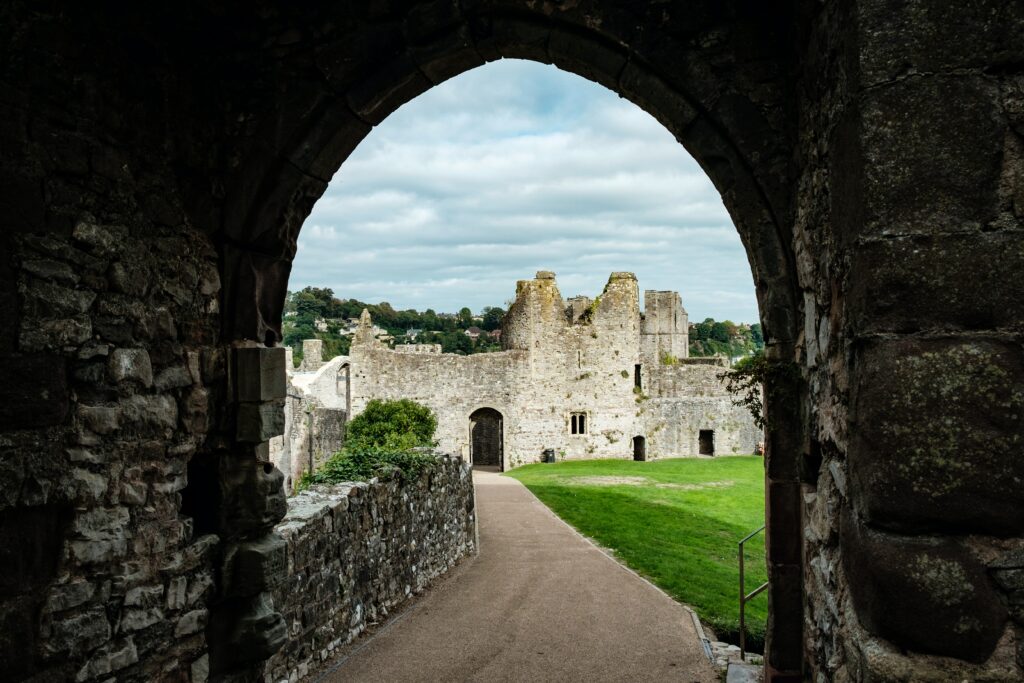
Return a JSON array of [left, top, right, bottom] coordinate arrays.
[[506, 456, 767, 649]]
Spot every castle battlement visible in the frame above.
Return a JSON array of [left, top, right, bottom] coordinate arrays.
[[283, 272, 759, 478]]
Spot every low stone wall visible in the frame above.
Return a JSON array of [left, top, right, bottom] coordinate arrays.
[[264, 453, 476, 682]]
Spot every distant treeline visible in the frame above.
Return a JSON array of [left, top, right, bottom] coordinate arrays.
[[282, 286, 763, 365], [282, 287, 504, 362], [688, 318, 763, 358]]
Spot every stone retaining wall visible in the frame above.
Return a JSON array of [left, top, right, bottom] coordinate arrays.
[[263, 453, 476, 682]]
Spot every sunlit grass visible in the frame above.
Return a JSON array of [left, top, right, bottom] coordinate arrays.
[[506, 456, 767, 648]]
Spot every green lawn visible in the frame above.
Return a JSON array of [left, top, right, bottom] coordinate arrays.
[[506, 456, 767, 648]]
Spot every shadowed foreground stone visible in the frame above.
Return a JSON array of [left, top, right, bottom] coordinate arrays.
[[842, 512, 1007, 662]]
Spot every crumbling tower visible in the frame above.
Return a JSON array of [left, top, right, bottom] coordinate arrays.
[[641, 290, 689, 363]]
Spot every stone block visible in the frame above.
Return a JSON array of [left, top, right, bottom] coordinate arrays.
[[174, 609, 207, 637], [410, 24, 483, 86], [345, 54, 432, 126], [470, 15, 550, 64], [78, 404, 120, 435], [42, 608, 110, 658], [856, 0, 1024, 87], [849, 338, 1024, 535], [208, 592, 287, 673], [124, 585, 163, 607], [548, 28, 627, 92], [154, 364, 192, 391], [223, 533, 287, 599], [764, 562, 803, 674], [856, 75, 1002, 238], [22, 258, 78, 285], [236, 399, 285, 443], [618, 63, 700, 140], [841, 513, 1007, 662], [108, 348, 153, 386], [166, 577, 187, 610], [120, 394, 178, 433], [191, 653, 209, 683], [20, 279, 96, 318], [74, 637, 137, 681], [120, 607, 163, 632], [765, 479, 801, 566], [45, 580, 96, 613], [219, 456, 288, 539], [848, 233, 1024, 333], [235, 347, 287, 402]]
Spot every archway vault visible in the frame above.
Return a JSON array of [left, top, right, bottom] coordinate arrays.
[[219, 4, 804, 680]]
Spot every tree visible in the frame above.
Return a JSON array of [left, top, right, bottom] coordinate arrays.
[[345, 398, 437, 451], [750, 323, 764, 347], [458, 306, 473, 327], [481, 306, 505, 331]]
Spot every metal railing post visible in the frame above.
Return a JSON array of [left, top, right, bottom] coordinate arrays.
[[738, 524, 768, 662]]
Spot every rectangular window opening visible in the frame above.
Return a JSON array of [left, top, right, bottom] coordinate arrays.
[[634, 364, 642, 389], [570, 412, 587, 435]]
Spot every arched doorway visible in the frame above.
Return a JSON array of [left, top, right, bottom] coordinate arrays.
[[469, 408, 503, 469], [632, 436, 646, 462]]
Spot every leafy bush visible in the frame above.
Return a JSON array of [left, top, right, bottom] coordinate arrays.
[[719, 351, 800, 430], [345, 398, 437, 451], [298, 446, 438, 489], [297, 399, 439, 490]]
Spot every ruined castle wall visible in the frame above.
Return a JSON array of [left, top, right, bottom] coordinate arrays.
[[642, 398, 761, 457], [794, 3, 1024, 680], [349, 346, 522, 459], [646, 358, 732, 398], [264, 454, 476, 682], [270, 357, 349, 491], [641, 290, 689, 363], [344, 273, 759, 468], [3, 224, 222, 682], [640, 361, 760, 457]]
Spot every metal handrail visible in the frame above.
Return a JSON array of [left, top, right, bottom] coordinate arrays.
[[739, 525, 768, 661]]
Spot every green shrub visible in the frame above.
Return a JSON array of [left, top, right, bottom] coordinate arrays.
[[345, 398, 437, 451], [298, 446, 438, 489], [297, 399, 440, 490]]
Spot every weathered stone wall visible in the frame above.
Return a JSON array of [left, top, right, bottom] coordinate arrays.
[[264, 453, 476, 682], [4, 2, 1022, 681], [269, 357, 348, 492], [340, 272, 759, 471], [795, 2, 1024, 680], [1, 222, 222, 682]]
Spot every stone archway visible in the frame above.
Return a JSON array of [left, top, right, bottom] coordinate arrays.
[[5, 3, 1021, 682], [218, 8, 805, 679], [469, 408, 503, 469]]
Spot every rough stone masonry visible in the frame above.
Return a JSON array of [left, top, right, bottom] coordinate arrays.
[[280, 271, 760, 487], [1, 3, 1023, 682]]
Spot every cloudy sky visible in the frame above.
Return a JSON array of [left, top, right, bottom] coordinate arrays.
[[291, 59, 758, 323]]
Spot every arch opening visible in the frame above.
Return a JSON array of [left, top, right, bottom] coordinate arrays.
[[632, 436, 646, 462], [469, 407, 504, 470], [231, 14, 803, 681]]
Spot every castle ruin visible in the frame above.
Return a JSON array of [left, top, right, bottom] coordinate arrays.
[[273, 271, 760, 485]]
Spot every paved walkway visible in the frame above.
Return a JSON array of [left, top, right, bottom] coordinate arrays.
[[318, 469, 716, 682]]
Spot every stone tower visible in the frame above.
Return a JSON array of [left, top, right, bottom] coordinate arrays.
[[641, 290, 689, 364]]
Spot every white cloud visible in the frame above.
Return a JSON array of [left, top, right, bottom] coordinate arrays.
[[291, 59, 758, 323]]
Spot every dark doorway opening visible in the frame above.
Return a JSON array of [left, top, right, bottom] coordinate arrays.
[[633, 436, 646, 461], [470, 408, 503, 469], [699, 430, 715, 456]]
